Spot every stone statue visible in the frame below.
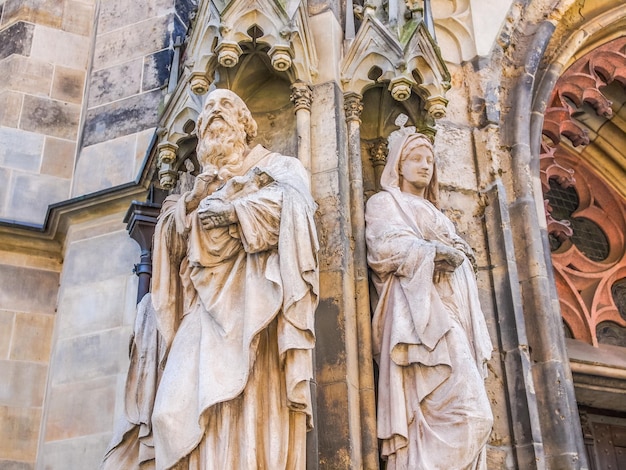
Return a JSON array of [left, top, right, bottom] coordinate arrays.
[[103, 89, 319, 469], [365, 128, 493, 469]]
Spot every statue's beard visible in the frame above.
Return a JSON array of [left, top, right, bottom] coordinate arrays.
[[197, 116, 247, 180]]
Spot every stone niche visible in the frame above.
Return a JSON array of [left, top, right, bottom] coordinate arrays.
[[359, 86, 434, 199], [214, 47, 298, 159]]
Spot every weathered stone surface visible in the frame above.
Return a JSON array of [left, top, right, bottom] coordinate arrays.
[[4, 172, 71, 225], [0, 91, 23, 128], [0, 0, 63, 28], [51, 66, 85, 104], [0, 168, 9, 214], [41, 137, 75, 179], [0, 21, 35, 61], [134, 127, 156, 174], [0, 55, 53, 97], [93, 13, 182, 70], [0, 360, 47, 407], [315, 294, 346, 385], [61, 229, 138, 287], [30, 25, 90, 69], [20, 95, 80, 140], [88, 58, 143, 108], [435, 123, 477, 191], [317, 381, 352, 469], [10, 312, 54, 362], [44, 376, 118, 441], [40, 432, 112, 470], [174, 0, 197, 25], [0, 265, 59, 315], [142, 48, 172, 91], [72, 133, 138, 196], [61, 0, 94, 36], [82, 89, 162, 147], [0, 405, 41, 461], [0, 311, 13, 359], [98, 0, 174, 34], [0, 127, 44, 172], [56, 276, 128, 340], [0, 460, 34, 470], [50, 328, 130, 386]]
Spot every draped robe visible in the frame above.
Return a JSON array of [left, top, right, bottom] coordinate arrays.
[[365, 135, 493, 470], [106, 145, 319, 470]]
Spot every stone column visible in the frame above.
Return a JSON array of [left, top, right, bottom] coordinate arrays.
[[343, 92, 378, 470], [290, 81, 313, 178]]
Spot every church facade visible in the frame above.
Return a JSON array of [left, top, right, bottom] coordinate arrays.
[[0, 0, 625, 468]]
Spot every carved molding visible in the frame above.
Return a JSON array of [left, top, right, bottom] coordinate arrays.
[[341, 13, 450, 119], [431, 0, 476, 63]]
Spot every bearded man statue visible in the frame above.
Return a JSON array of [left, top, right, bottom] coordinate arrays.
[[102, 89, 319, 469]]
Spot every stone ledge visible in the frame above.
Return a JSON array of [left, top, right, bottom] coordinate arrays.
[[567, 338, 626, 412]]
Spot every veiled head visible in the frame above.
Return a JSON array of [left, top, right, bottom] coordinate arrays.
[[381, 132, 439, 207]]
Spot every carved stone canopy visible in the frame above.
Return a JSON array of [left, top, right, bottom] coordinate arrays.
[[341, 8, 450, 120], [153, 0, 317, 190]]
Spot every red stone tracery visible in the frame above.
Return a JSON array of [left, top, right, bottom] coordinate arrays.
[[541, 37, 626, 346]]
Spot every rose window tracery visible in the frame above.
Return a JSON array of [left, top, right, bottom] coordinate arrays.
[[541, 37, 626, 347]]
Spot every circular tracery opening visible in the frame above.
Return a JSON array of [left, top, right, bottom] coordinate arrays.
[[546, 179, 610, 261]]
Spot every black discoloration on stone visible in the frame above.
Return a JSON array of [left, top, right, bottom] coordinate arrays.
[[175, 0, 198, 26], [142, 49, 172, 91], [0, 22, 35, 61], [82, 89, 163, 147], [20, 95, 80, 140]]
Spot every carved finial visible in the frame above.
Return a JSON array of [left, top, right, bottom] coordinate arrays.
[[387, 113, 416, 149]]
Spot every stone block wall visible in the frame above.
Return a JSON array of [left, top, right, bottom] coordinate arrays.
[[0, 0, 95, 226], [0, 253, 60, 469], [72, 0, 195, 197], [38, 215, 140, 469]]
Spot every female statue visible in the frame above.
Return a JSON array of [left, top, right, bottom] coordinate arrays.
[[365, 131, 493, 469]]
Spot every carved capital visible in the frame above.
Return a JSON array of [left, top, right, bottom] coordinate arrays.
[[368, 139, 388, 168], [157, 141, 179, 189], [215, 41, 242, 68], [269, 45, 293, 72], [158, 141, 178, 165], [290, 82, 312, 112], [344, 92, 363, 123]]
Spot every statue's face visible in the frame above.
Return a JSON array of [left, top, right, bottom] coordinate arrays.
[[202, 90, 244, 136], [399, 138, 434, 193]]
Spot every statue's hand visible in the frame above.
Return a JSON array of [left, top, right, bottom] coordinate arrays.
[[197, 199, 238, 229], [185, 168, 219, 211], [433, 241, 464, 273]]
